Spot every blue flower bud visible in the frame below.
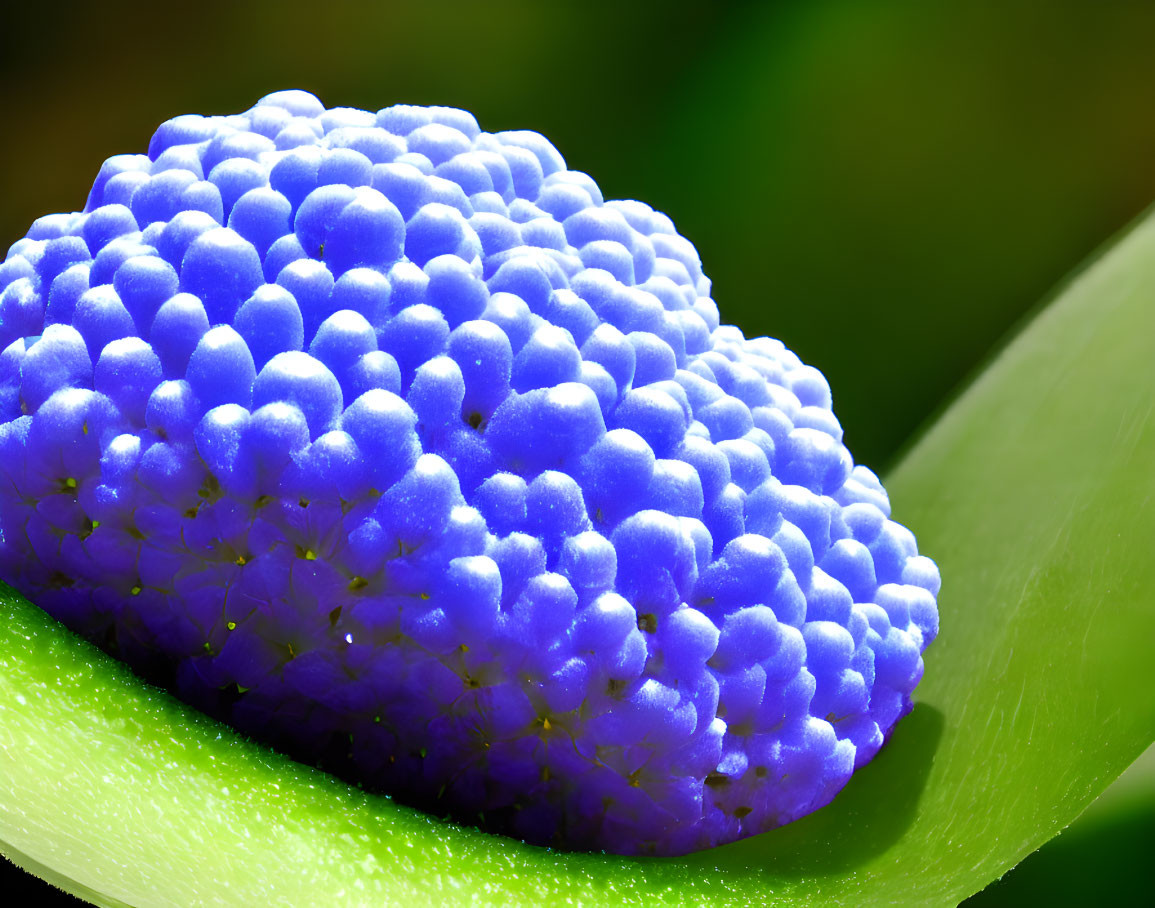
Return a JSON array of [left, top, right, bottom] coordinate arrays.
[[0, 92, 939, 857], [252, 351, 341, 438]]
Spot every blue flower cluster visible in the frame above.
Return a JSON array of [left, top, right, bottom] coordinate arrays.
[[0, 90, 939, 855]]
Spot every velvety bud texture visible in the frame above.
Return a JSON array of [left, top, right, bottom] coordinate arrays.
[[0, 91, 940, 856]]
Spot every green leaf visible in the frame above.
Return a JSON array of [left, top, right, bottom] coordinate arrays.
[[4, 206, 1155, 905], [964, 744, 1155, 905]]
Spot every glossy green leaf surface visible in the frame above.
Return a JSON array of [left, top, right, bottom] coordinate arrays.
[[4, 207, 1155, 905]]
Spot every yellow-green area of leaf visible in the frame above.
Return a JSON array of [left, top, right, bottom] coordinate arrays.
[[4, 207, 1155, 906], [965, 743, 1155, 905]]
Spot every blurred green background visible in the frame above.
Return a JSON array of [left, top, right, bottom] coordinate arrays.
[[2, 0, 1153, 903]]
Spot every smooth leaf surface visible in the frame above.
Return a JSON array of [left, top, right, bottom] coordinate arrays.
[[5, 207, 1155, 905], [965, 743, 1155, 905]]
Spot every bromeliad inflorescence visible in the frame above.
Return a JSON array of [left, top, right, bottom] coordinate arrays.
[[0, 90, 939, 856]]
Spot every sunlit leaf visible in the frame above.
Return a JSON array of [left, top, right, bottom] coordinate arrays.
[[4, 207, 1155, 905], [965, 744, 1155, 905]]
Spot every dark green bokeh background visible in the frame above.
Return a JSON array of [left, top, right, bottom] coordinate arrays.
[[2, 1, 1153, 903]]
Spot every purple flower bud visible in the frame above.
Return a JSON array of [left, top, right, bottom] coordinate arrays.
[[0, 91, 939, 857]]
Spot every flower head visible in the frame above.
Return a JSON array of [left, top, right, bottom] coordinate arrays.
[[0, 90, 939, 855]]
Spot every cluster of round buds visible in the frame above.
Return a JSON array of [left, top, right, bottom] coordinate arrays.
[[0, 90, 939, 856]]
